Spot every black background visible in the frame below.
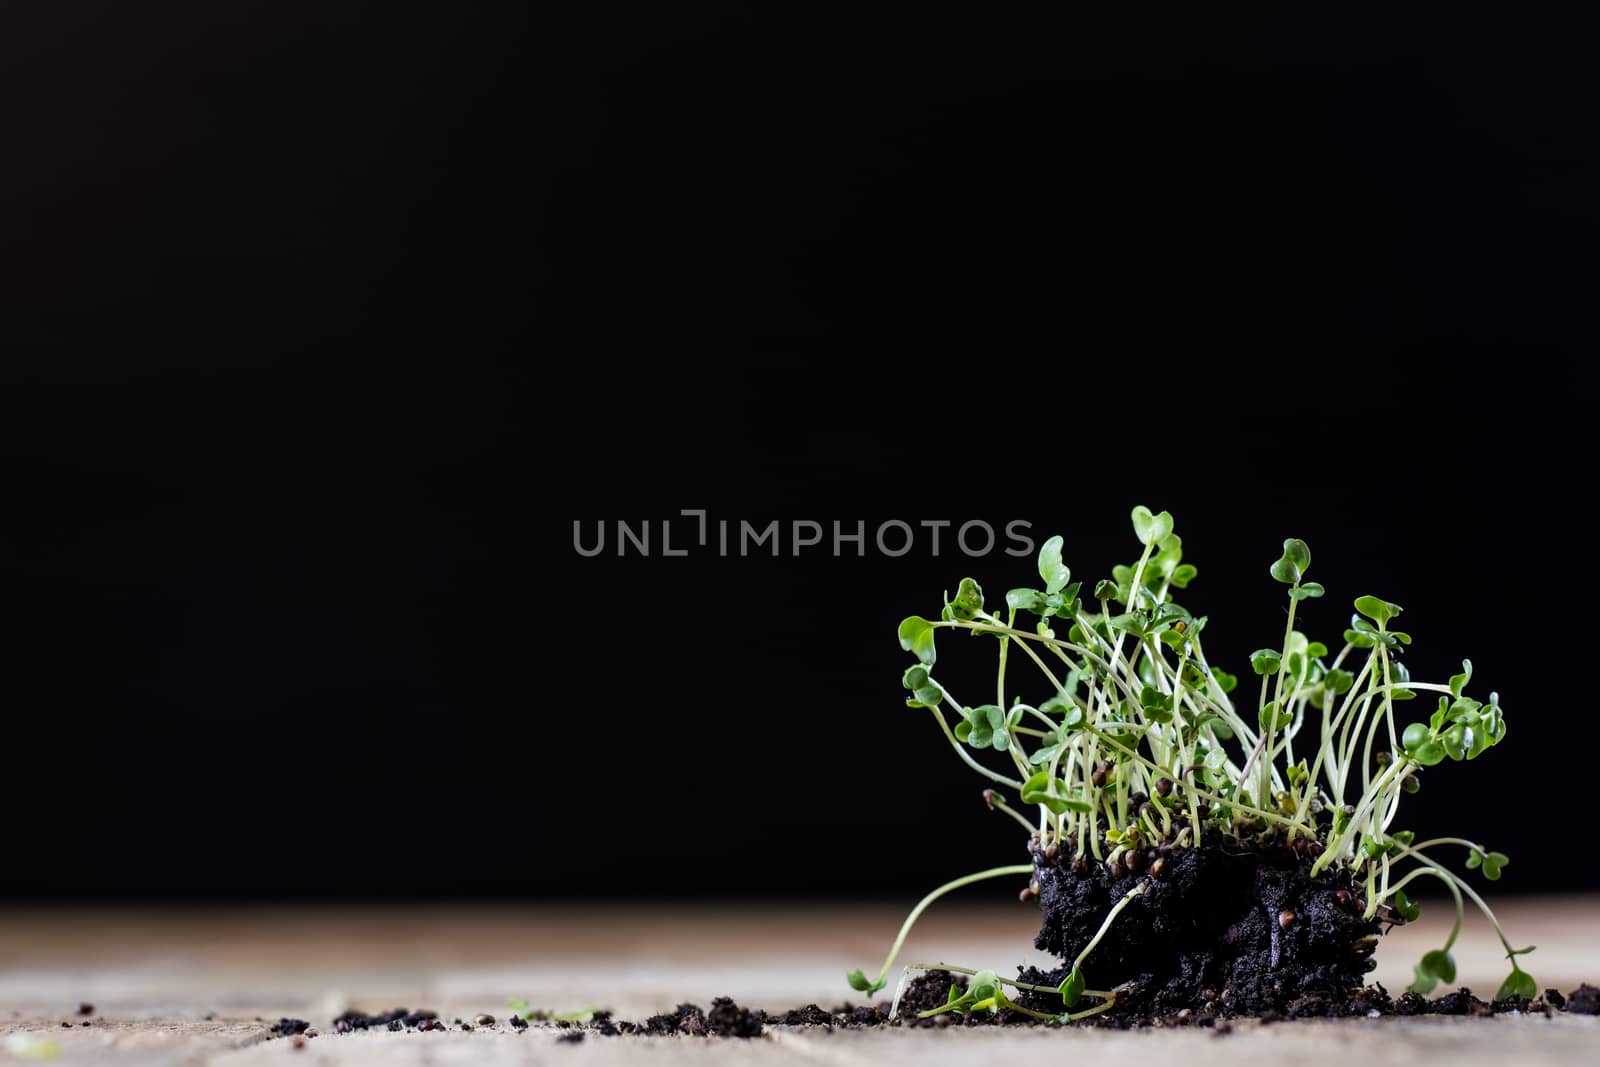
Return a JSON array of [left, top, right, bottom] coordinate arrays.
[[1, 4, 1594, 899]]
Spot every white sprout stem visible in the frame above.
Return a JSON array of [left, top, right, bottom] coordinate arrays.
[[1384, 866, 1465, 952], [1392, 844, 1520, 961], [1073, 883, 1146, 972]]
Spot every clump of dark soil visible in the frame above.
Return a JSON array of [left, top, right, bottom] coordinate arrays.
[[706, 996, 764, 1037], [1566, 984, 1600, 1014], [1020, 834, 1381, 1017], [626, 999, 763, 1038], [639, 1002, 707, 1036], [772, 1003, 891, 1027], [270, 1018, 312, 1036], [775, 1004, 837, 1026], [329, 1007, 438, 1032]]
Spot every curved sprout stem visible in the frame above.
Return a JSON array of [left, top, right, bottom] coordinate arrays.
[[1074, 882, 1145, 972], [859, 865, 1035, 996]]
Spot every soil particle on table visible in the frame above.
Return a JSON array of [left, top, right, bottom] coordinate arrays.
[[1424, 989, 1490, 1016], [330, 1008, 438, 1032], [774, 1004, 837, 1027], [640, 1002, 708, 1036], [1565, 984, 1600, 1014], [270, 1018, 312, 1036], [705, 996, 764, 1037]]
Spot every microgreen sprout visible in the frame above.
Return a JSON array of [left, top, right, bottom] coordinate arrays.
[[850, 508, 1534, 1015], [508, 999, 595, 1024]]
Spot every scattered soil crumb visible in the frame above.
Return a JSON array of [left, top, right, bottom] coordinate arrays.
[[1565, 985, 1600, 1014], [706, 997, 763, 1037]]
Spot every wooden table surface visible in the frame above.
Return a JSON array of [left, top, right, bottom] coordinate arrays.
[[2, 896, 1596, 1064]]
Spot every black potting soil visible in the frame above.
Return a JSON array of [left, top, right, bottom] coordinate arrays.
[[1565, 984, 1600, 1014], [1021, 835, 1381, 1017]]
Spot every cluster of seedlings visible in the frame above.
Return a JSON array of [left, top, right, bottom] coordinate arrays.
[[849, 508, 1535, 1023]]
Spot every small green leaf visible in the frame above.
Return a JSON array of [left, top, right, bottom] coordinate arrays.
[[1413, 740, 1446, 766], [1059, 965, 1086, 1008], [1290, 581, 1325, 601], [897, 615, 937, 665], [1409, 965, 1439, 995], [1270, 538, 1311, 584], [1392, 888, 1421, 921], [1021, 769, 1080, 814], [1170, 563, 1198, 588], [1039, 536, 1071, 595], [949, 577, 985, 621], [1421, 949, 1457, 984], [1497, 968, 1537, 1001], [1029, 743, 1061, 765], [1211, 667, 1238, 694], [1482, 851, 1508, 880], [1094, 578, 1118, 601], [1108, 613, 1144, 636], [961, 704, 1009, 750], [1466, 849, 1483, 870], [1250, 649, 1282, 675], [1402, 722, 1430, 752], [1324, 668, 1354, 694], [1007, 588, 1047, 614], [969, 970, 1001, 1003], [1429, 696, 1449, 731], [1450, 659, 1473, 700], [1131, 506, 1174, 547], [1258, 701, 1290, 732], [846, 969, 886, 995], [1354, 595, 1403, 627]]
